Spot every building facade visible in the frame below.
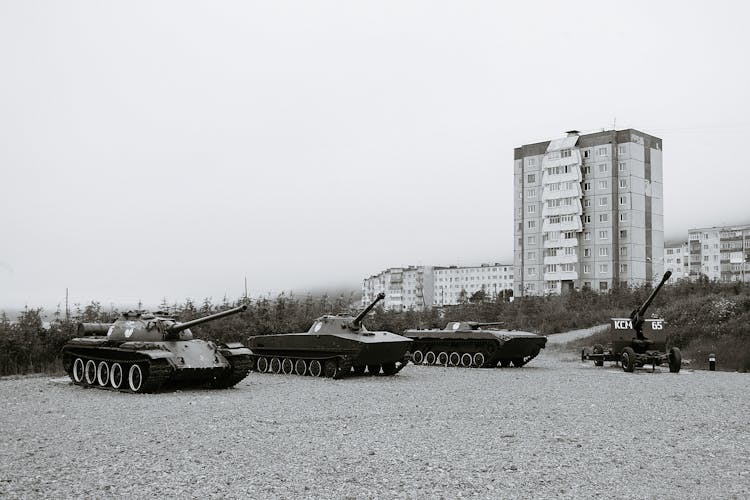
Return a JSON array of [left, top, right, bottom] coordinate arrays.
[[688, 224, 750, 282], [514, 129, 664, 295], [663, 241, 690, 280], [362, 263, 513, 310]]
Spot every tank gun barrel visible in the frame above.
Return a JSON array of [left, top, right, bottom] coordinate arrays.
[[77, 322, 112, 336], [167, 304, 248, 335], [351, 292, 385, 329], [630, 271, 671, 338]]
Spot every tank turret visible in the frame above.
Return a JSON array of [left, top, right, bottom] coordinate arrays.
[[62, 303, 252, 393]]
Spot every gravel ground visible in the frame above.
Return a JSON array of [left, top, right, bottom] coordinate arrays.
[[1, 346, 748, 499]]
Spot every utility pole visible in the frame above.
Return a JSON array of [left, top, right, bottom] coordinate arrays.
[[65, 288, 69, 322]]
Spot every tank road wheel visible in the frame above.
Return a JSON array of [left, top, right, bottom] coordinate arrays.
[[270, 358, 282, 374], [352, 365, 366, 376], [449, 352, 461, 366], [309, 360, 323, 377], [72, 358, 85, 384], [110, 363, 124, 389], [128, 364, 145, 393], [84, 360, 97, 385], [367, 364, 381, 375], [412, 350, 424, 365], [460, 353, 473, 367], [437, 352, 448, 365], [294, 359, 307, 376], [473, 352, 486, 367], [256, 357, 269, 373], [593, 344, 605, 367], [382, 362, 398, 376], [323, 360, 338, 378], [281, 358, 294, 375], [96, 361, 110, 387], [621, 347, 636, 373], [424, 351, 436, 365], [668, 347, 682, 373]]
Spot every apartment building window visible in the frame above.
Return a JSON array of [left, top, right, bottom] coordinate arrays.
[[527, 158, 536, 167], [619, 179, 627, 188], [599, 281, 609, 291], [518, 222, 523, 231], [619, 195, 628, 205], [527, 220, 536, 229], [619, 213, 628, 222], [565, 247, 576, 256], [583, 150, 590, 158], [545, 264, 557, 273], [583, 215, 591, 223], [527, 251, 536, 261], [620, 230, 628, 239], [620, 263, 628, 273], [599, 214, 609, 223], [584, 248, 592, 257], [599, 264, 609, 273], [582, 166, 591, 175], [599, 230, 609, 240], [584, 199, 591, 208], [561, 214, 574, 223], [597, 147, 608, 157], [599, 247, 609, 257], [618, 162, 627, 172], [561, 263, 575, 272], [527, 235, 536, 244], [527, 188, 536, 198], [563, 231, 575, 239], [599, 180, 608, 189], [548, 182, 560, 191], [620, 247, 628, 256], [584, 231, 591, 241], [583, 264, 591, 274], [583, 182, 591, 191], [527, 267, 536, 276], [548, 215, 560, 224], [618, 145, 627, 154], [599, 163, 608, 173], [527, 204, 536, 214], [599, 197, 608, 207], [561, 149, 571, 158], [703, 256, 709, 262], [527, 174, 536, 183]]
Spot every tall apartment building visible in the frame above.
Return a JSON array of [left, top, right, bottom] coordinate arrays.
[[688, 224, 750, 282], [664, 241, 690, 280], [362, 263, 513, 310], [514, 129, 664, 295]]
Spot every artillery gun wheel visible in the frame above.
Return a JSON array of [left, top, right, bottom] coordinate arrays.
[[449, 352, 461, 366], [72, 358, 85, 384], [437, 352, 448, 365], [323, 360, 338, 378], [411, 350, 424, 365], [84, 360, 97, 385], [593, 344, 605, 367], [309, 360, 323, 377], [352, 365, 366, 376], [367, 364, 381, 375], [621, 347, 636, 373], [281, 358, 294, 375], [270, 358, 282, 374], [424, 351, 436, 365], [668, 347, 682, 373], [110, 363, 124, 389], [294, 359, 307, 376], [96, 361, 110, 387], [460, 353, 473, 367], [472, 352, 485, 367], [381, 362, 398, 376]]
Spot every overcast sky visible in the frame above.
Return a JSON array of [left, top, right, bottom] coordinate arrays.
[[1, 1, 749, 309]]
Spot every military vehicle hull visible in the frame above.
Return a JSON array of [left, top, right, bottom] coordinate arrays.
[[61, 338, 253, 392], [404, 324, 547, 368], [246, 331, 412, 378]]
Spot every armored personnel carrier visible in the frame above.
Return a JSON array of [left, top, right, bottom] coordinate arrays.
[[61, 304, 251, 392], [403, 322, 547, 368], [582, 271, 682, 373], [245, 293, 411, 378]]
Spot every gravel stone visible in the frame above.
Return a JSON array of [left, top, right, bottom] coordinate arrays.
[[0, 348, 748, 499]]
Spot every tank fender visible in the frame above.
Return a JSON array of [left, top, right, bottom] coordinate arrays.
[[131, 349, 176, 360], [218, 343, 252, 356]]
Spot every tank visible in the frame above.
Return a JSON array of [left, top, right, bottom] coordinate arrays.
[[245, 293, 412, 378], [61, 304, 252, 393], [403, 321, 547, 368]]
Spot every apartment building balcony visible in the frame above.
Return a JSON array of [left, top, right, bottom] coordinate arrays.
[[544, 271, 578, 282], [542, 217, 583, 233], [542, 199, 583, 218], [544, 253, 578, 266]]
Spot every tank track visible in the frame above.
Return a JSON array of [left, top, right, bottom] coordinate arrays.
[[63, 351, 173, 393], [410, 348, 540, 368], [211, 354, 252, 388], [247, 354, 405, 378]]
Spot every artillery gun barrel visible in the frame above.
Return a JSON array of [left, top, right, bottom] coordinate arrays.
[[167, 304, 248, 334], [351, 292, 385, 328], [630, 271, 671, 336]]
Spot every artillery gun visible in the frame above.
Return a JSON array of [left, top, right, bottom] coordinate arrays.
[[404, 321, 547, 368], [582, 271, 682, 373], [62, 304, 252, 392], [245, 292, 412, 378]]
